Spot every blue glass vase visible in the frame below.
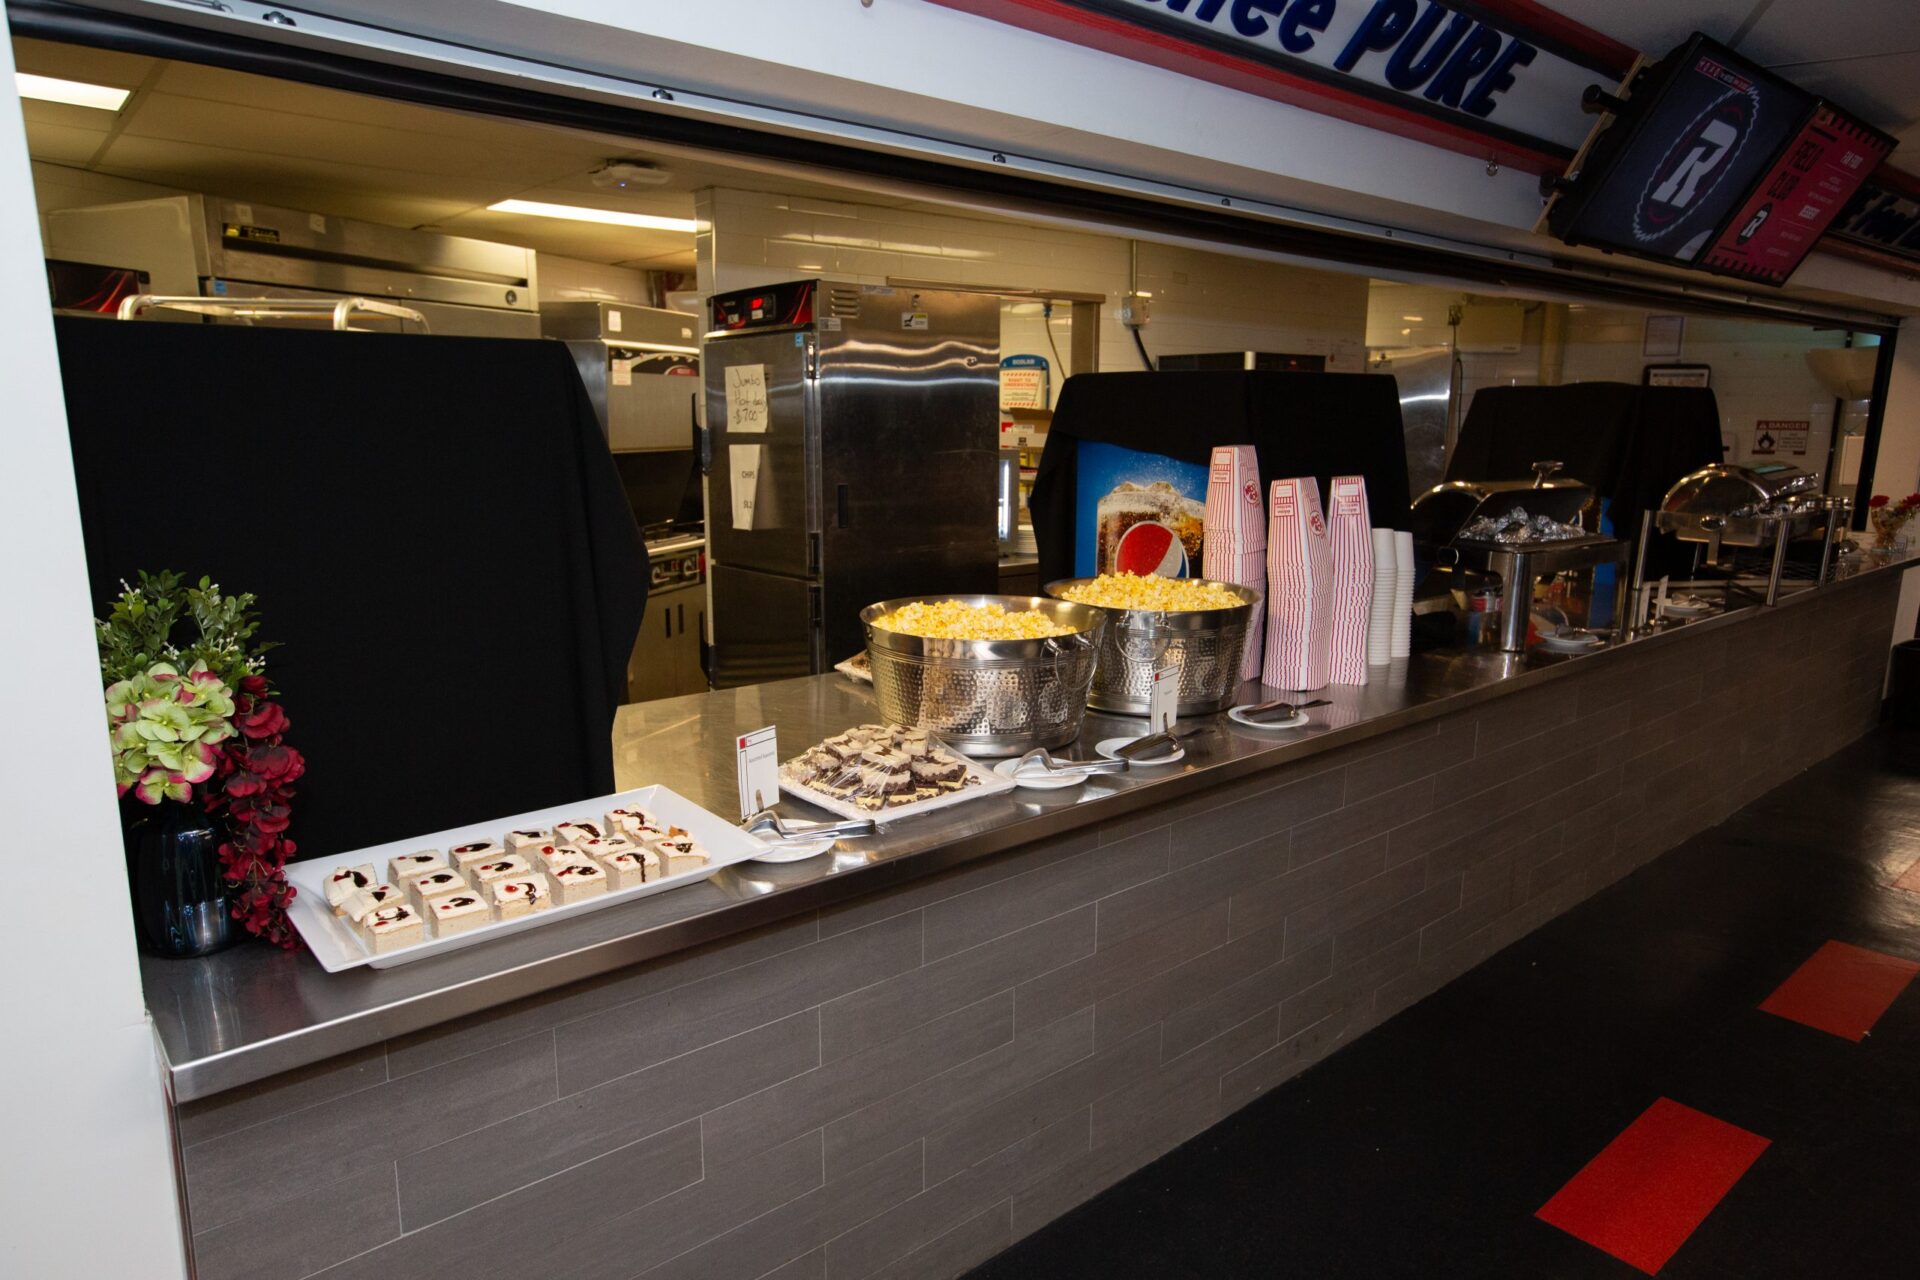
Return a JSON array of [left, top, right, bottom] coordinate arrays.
[[128, 800, 237, 958]]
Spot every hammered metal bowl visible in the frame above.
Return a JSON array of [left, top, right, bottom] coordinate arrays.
[[1045, 578, 1262, 716], [861, 595, 1107, 756]]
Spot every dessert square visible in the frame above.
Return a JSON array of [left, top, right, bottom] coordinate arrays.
[[429, 892, 490, 937], [407, 870, 469, 910], [490, 876, 551, 919], [554, 820, 605, 849], [605, 806, 659, 836], [447, 840, 503, 873], [324, 864, 377, 914], [549, 860, 609, 904], [388, 851, 447, 883], [362, 903, 424, 954], [599, 849, 657, 890], [650, 834, 710, 878], [470, 854, 532, 885], [532, 842, 587, 876], [575, 835, 638, 861], [503, 827, 553, 856], [343, 883, 407, 924]]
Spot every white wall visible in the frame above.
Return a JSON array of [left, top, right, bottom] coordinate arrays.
[[694, 187, 1370, 377], [0, 26, 188, 1280]]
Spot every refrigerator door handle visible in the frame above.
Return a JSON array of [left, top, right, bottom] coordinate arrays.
[[692, 391, 711, 474]]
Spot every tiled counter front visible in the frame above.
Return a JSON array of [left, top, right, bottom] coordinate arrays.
[[177, 574, 1897, 1280]]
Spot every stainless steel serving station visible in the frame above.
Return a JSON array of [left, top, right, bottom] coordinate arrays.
[[149, 556, 1912, 1280], [142, 551, 1915, 1104]]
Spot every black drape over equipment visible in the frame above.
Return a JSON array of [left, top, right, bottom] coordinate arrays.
[[1449, 383, 1724, 573], [1028, 371, 1413, 585], [57, 318, 647, 858]]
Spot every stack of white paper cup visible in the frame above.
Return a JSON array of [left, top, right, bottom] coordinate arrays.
[[1263, 476, 1331, 692], [1390, 529, 1415, 659], [1202, 445, 1266, 682], [1367, 527, 1396, 667], [1327, 475, 1372, 686]]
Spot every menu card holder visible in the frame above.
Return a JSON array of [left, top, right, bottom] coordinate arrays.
[[1263, 476, 1331, 692]]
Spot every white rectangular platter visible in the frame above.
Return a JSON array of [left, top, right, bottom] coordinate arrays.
[[779, 754, 1015, 824], [285, 785, 767, 971]]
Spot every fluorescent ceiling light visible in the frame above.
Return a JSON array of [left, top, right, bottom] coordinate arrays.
[[487, 198, 696, 232], [1402, 314, 1424, 322], [16, 73, 130, 112]]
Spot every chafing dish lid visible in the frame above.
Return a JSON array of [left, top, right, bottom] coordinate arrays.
[[1660, 463, 1821, 516], [1411, 466, 1595, 547]]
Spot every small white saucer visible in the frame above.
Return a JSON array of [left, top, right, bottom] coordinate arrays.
[[747, 836, 835, 863], [1537, 632, 1603, 653], [993, 758, 1086, 790], [1226, 705, 1310, 731], [1660, 599, 1714, 618], [1095, 736, 1185, 766]]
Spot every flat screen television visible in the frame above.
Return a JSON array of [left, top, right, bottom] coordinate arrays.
[[1547, 33, 1893, 285]]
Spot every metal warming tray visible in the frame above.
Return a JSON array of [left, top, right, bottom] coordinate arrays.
[[861, 595, 1107, 756], [1044, 578, 1262, 716], [1654, 464, 1827, 550]]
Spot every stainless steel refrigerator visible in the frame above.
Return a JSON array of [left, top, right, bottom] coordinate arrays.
[[704, 280, 999, 686]]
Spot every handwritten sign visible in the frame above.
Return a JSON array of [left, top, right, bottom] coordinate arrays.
[[724, 363, 769, 434]]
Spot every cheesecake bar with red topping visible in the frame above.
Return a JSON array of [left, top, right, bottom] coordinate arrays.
[[407, 869, 469, 911], [549, 860, 609, 904], [388, 851, 447, 883], [503, 827, 553, 857], [470, 854, 532, 886], [600, 848, 659, 890], [448, 840, 503, 874], [363, 903, 423, 954], [490, 876, 551, 919], [324, 864, 377, 915], [429, 892, 490, 937]]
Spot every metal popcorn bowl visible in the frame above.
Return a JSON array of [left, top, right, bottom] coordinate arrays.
[[1044, 578, 1263, 716], [860, 595, 1108, 756]]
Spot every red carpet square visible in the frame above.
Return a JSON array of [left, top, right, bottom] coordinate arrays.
[[1536, 1098, 1770, 1274], [1759, 940, 1919, 1042]]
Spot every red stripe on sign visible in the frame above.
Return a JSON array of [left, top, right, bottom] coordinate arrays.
[[1536, 1098, 1769, 1275], [1758, 940, 1920, 1042]]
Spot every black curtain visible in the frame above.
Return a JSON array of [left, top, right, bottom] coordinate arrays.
[[1029, 371, 1412, 585], [1450, 382, 1724, 574], [57, 318, 647, 859]]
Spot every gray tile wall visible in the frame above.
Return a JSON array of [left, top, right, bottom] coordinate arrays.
[[176, 579, 1898, 1280]]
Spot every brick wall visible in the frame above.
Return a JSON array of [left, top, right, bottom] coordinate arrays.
[[175, 575, 1897, 1280]]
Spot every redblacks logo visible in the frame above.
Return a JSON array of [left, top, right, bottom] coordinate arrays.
[[1634, 88, 1758, 245]]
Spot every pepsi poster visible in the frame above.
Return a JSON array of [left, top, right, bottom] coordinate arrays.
[[1074, 441, 1209, 579], [1554, 36, 1811, 267]]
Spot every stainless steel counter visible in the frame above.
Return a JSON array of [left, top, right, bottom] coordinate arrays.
[[141, 551, 1915, 1101]]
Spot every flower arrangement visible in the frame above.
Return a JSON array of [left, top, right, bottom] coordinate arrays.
[[1867, 493, 1920, 546], [99, 572, 303, 947]]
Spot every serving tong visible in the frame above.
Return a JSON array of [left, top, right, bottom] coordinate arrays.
[[1115, 722, 1206, 761], [1009, 748, 1131, 779], [1238, 697, 1330, 724], [743, 810, 877, 842]]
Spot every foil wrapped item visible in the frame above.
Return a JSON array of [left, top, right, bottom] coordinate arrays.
[[1460, 506, 1588, 545]]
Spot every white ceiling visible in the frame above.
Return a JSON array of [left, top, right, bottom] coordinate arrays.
[[1547, 0, 1920, 151], [11, 36, 930, 271]]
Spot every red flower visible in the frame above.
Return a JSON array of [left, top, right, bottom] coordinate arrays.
[[1902, 493, 1920, 509], [239, 675, 269, 696], [237, 700, 289, 739], [1871, 495, 1891, 509]]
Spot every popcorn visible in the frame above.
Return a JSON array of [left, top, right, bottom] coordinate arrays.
[[1056, 572, 1244, 612], [872, 600, 1076, 640]]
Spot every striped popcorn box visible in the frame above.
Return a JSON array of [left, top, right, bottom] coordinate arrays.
[[1233, 548, 1266, 682], [1263, 476, 1331, 692], [1204, 446, 1268, 683], [1327, 475, 1373, 686], [1202, 446, 1264, 578]]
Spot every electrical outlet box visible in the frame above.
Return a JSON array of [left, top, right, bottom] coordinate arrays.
[[1118, 293, 1151, 328]]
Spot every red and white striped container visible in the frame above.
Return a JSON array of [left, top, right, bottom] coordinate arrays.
[[1263, 476, 1331, 692], [1327, 475, 1373, 686], [1204, 446, 1266, 682]]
